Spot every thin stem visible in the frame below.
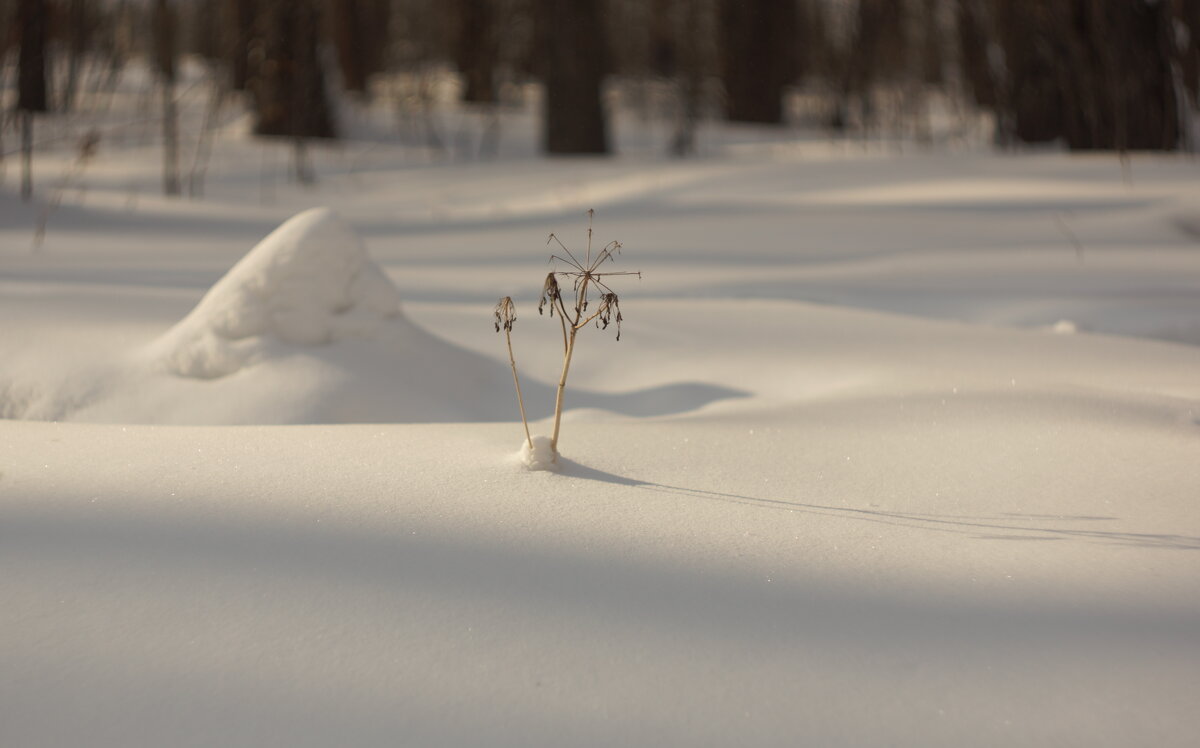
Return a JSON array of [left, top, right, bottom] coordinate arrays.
[[585, 208, 594, 266], [550, 327, 578, 454], [576, 305, 606, 330], [576, 273, 592, 319], [505, 330, 533, 451], [554, 292, 573, 350], [548, 233, 584, 270]]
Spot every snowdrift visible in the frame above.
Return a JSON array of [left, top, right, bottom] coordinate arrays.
[[150, 207, 404, 379], [2, 208, 743, 425], [99, 207, 520, 424]]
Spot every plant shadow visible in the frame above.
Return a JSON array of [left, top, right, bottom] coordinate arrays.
[[556, 459, 1200, 551]]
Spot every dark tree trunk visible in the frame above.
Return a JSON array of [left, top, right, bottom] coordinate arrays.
[[1059, 0, 1178, 151], [670, 0, 704, 157], [454, 0, 498, 103], [990, 0, 1179, 150], [330, 0, 390, 94], [17, 0, 49, 201], [186, 0, 224, 62], [253, 0, 337, 140], [992, 0, 1064, 144], [17, 0, 48, 113], [62, 0, 90, 112], [649, 0, 676, 78], [224, 0, 258, 91], [719, 0, 798, 124], [918, 0, 944, 85], [1180, 0, 1200, 99], [955, 0, 997, 109], [537, 0, 609, 154], [154, 0, 181, 196], [837, 0, 906, 130]]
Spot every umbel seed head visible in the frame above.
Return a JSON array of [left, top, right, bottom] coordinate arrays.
[[494, 296, 516, 332]]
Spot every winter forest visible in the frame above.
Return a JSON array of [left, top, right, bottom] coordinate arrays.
[[3, 1, 1200, 747]]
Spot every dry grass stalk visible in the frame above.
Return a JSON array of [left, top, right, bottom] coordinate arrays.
[[540, 209, 640, 454], [495, 209, 639, 463], [494, 296, 533, 450]]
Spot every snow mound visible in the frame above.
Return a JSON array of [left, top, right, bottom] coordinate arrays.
[[150, 207, 401, 378], [518, 435, 559, 471], [5, 209, 746, 426], [1052, 319, 1079, 335]]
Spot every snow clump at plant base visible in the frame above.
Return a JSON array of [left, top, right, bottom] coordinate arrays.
[[149, 207, 402, 379]]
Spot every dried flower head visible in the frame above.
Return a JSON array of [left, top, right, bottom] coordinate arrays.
[[538, 273, 561, 316], [494, 296, 516, 332], [543, 210, 640, 339], [596, 292, 623, 339]]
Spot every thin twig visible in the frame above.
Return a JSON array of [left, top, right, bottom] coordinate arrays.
[[1054, 214, 1085, 262]]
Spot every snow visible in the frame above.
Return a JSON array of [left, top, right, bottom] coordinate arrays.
[[2, 79, 1200, 746], [150, 206, 402, 377], [519, 433, 559, 470]]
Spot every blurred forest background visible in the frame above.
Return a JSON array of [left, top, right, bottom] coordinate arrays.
[[1, 0, 1197, 198]]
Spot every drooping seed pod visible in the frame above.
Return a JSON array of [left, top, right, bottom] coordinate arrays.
[[538, 273, 561, 316], [597, 292, 622, 339], [494, 296, 516, 333]]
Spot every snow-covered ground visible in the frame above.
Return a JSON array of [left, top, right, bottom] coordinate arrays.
[[3, 86, 1200, 746]]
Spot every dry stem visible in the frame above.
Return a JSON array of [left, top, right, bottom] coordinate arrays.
[[507, 330, 533, 450], [495, 297, 532, 450], [499, 211, 637, 461], [541, 210, 638, 454]]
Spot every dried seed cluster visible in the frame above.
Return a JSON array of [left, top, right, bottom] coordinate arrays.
[[494, 296, 516, 332], [538, 274, 561, 317]]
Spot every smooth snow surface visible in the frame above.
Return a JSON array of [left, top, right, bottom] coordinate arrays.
[[3, 82, 1200, 747]]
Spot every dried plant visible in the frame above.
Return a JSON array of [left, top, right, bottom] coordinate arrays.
[[541, 209, 640, 454], [494, 296, 533, 451], [495, 209, 639, 464]]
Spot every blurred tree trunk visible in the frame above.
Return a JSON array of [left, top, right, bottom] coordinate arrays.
[[670, 0, 704, 157], [330, 0, 390, 95], [252, 0, 336, 185], [837, 0, 906, 131], [1180, 0, 1200, 100], [224, 0, 257, 91], [185, 0, 224, 62], [719, 0, 798, 124], [253, 0, 336, 141], [62, 0, 90, 112], [989, 0, 1180, 150], [454, 0, 497, 103], [991, 0, 1063, 144], [649, 0, 676, 78], [17, 0, 49, 202], [154, 0, 181, 196], [536, 0, 609, 154], [955, 0, 997, 110], [917, 0, 944, 85], [1062, 0, 1178, 151]]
